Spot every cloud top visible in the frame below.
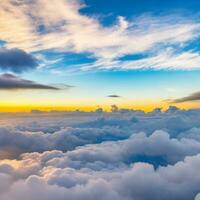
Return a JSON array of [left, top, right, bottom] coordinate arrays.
[[0, 108, 199, 199]]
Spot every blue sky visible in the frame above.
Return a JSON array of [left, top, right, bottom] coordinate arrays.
[[82, 0, 200, 18], [1, 0, 200, 111]]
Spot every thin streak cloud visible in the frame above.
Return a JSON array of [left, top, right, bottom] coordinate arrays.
[[0, 74, 59, 90], [173, 91, 200, 103], [107, 95, 121, 98]]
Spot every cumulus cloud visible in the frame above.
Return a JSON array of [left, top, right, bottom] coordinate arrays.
[[0, 109, 200, 199], [47, 131, 200, 168], [0, 73, 58, 90], [0, 151, 199, 200], [0, 125, 127, 159], [1, 109, 200, 164], [0, 48, 37, 73], [1, 0, 200, 71], [179, 127, 200, 141]]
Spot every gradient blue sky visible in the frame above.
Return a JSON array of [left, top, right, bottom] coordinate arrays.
[[1, 0, 200, 111]]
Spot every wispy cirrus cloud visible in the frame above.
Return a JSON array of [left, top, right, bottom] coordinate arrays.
[[1, 0, 200, 71], [78, 49, 200, 71]]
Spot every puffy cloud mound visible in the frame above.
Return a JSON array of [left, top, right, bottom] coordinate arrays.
[[0, 108, 200, 199], [0, 151, 199, 200]]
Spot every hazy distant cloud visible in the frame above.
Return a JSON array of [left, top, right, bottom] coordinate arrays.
[[0, 73, 58, 90], [107, 95, 121, 98], [0, 48, 37, 73], [173, 91, 200, 103]]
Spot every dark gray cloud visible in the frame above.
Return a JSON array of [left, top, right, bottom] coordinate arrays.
[[107, 95, 121, 98], [173, 91, 200, 103], [0, 73, 58, 90], [0, 48, 38, 73]]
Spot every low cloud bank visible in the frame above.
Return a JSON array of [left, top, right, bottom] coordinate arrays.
[[0, 107, 200, 199], [0, 151, 199, 200]]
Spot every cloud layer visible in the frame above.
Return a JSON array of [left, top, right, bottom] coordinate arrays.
[[0, 139, 199, 200], [0, 108, 199, 199]]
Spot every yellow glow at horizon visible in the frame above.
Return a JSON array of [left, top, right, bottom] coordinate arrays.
[[0, 99, 198, 112]]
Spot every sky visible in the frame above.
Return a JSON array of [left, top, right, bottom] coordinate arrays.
[[1, 0, 200, 111], [1, 1, 200, 199]]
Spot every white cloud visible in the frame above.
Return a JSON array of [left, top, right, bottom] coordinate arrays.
[[0, 109, 200, 199], [0, 151, 200, 200], [77, 50, 200, 71], [1, 107, 200, 160], [0, 0, 200, 71]]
